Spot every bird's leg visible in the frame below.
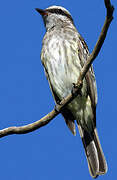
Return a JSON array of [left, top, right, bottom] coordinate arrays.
[[71, 82, 82, 97]]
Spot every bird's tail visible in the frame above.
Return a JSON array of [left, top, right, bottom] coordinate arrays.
[[77, 125, 108, 178]]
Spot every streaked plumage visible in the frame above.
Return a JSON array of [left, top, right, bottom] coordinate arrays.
[[36, 6, 107, 178]]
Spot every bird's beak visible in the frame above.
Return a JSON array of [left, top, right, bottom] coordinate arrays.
[[35, 8, 47, 16]]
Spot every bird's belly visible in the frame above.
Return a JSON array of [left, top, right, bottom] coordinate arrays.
[[48, 59, 93, 130], [46, 57, 81, 98], [44, 42, 86, 99], [67, 95, 94, 131]]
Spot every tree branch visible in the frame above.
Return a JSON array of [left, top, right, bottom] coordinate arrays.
[[0, 0, 114, 138]]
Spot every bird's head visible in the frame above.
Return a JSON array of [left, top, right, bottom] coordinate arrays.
[[35, 6, 74, 31]]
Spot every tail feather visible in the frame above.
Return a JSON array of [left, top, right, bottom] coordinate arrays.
[[61, 108, 76, 136], [65, 119, 76, 136], [86, 140, 99, 178], [77, 125, 107, 178], [93, 128, 108, 175]]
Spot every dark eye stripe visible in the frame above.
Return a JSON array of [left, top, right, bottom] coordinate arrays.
[[47, 8, 73, 22]]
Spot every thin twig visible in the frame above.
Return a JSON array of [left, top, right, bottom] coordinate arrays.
[[0, 0, 114, 138]]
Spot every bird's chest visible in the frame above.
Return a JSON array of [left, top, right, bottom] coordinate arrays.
[[41, 34, 85, 99]]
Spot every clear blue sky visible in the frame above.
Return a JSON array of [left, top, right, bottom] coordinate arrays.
[[0, 0, 116, 179]]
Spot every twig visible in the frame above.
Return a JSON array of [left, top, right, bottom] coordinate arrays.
[[0, 0, 114, 138]]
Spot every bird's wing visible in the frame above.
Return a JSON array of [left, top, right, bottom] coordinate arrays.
[[43, 66, 76, 135], [78, 35, 97, 126]]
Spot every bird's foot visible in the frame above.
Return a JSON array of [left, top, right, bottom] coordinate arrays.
[[71, 83, 82, 97]]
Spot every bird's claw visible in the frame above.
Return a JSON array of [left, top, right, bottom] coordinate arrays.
[[56, 100, 61, 105], [71, 83, 82, 97]]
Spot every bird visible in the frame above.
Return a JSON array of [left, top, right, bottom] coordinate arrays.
[[35, 6, 107, 178]]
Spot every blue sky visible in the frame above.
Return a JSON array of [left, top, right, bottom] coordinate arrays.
[[0, 0, 116, 179]]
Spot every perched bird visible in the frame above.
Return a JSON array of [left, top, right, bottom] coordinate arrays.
[[36, 6, 107, 178]]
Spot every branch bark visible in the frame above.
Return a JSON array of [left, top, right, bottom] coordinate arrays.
[[0, 0, 114, 138]]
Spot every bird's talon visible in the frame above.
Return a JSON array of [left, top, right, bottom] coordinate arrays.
[[72, 83, 82, 97], [56, 100, 61, 105], [72, 83, 78, 96]]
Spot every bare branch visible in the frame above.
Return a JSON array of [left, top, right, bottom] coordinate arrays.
[[0, 0, 114, 138], [0, 110, 58, 138], [80, 0, 114, 81]]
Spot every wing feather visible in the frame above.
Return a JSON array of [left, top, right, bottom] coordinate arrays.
[[78, 35, 97, 126]]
